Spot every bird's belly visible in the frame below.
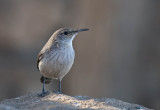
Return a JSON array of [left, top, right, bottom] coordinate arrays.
[[39, 50, 75, 80]]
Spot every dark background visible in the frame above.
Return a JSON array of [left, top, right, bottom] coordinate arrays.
[[0, 0, 160, 109]]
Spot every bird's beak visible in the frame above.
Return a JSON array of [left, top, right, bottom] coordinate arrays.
[[72, 28, 89, 34]]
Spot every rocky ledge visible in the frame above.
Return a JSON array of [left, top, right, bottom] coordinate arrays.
[[0, 93, 153, 110]]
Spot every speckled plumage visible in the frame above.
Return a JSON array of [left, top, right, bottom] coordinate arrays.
[[38, 39, 75, 80]]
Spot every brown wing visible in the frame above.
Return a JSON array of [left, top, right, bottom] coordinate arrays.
[[37, 51, 43, 70], [37, 51, 52, 84]]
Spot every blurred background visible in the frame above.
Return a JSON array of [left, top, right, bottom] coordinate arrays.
[[0, 0, 160, 109]]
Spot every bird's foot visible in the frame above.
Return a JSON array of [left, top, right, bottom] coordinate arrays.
[[53, 91, 62, 94], [38, 91, 49, 97]]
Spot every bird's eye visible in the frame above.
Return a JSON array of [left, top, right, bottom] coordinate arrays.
[[64, 31, 68, 35]]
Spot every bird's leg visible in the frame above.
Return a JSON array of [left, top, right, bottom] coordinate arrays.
[[42, 78, 46, 93], [53, 79, 62, 94], [38, 77, 49, 97], [58, 80, 62, 94]]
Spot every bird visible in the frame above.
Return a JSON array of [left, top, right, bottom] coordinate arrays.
[[37, 28, 89, 96]]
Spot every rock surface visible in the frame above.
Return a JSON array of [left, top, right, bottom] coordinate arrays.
[[0, 93, 153, 110]]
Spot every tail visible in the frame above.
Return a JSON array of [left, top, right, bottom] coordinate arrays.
[[40, 76, 52, 84]]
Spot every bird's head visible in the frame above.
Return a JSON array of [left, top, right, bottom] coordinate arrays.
[[53, 28, 89, 43]]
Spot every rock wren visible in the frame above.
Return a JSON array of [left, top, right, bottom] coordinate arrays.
[[37, 28, 89, 96]]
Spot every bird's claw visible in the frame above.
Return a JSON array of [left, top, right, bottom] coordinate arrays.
[[53, 91, 62, 94], [38, 91, 49, 97]]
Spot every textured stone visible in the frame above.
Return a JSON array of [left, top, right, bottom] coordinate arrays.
[[0, 93, 153, 110]]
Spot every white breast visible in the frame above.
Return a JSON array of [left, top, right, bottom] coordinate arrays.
[[39, 45, 75, 80]]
